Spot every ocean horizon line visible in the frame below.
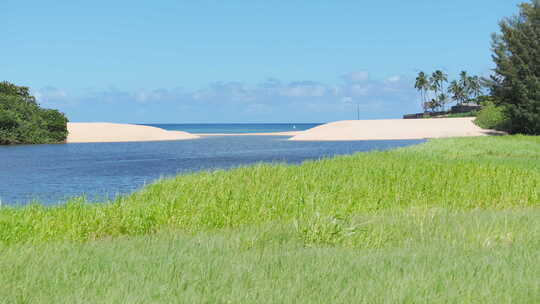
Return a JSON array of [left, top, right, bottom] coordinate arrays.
[[139, 122, 324, 134]]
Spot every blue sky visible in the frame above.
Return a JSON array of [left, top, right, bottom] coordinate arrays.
[[2, 0, 524, 123]]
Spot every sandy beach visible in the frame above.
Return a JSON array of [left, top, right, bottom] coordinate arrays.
[[67, 123, 200, 143], [289, 117, 501, 141], [67, 118, 501, 143]]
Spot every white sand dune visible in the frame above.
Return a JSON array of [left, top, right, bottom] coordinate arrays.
[[289, 117, 503, 141], [66, 118, 500, 143], [67, 123, 199, 143]]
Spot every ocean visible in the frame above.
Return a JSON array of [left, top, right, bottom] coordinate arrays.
[[0, 124, 424, 206], [143, 123, 322, 134]]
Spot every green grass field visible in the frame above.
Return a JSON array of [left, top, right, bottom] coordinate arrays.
[[2, 135, 540, 303]]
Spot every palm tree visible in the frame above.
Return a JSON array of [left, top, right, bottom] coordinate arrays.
[[459, 71, 469, 86], [459, 71, 471, 102], [438, 93, 449, 111], [428, 75, 438, 111], [425, 98, 438, 113], [430, 70, 448, 111], [448, 80, 466, 105], [468, 76, 482, 103], [434, 70, 448, 92], [414, 72, 429, 112]]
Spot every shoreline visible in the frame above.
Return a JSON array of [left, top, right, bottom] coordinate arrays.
[[289, 117, 502, 141], [2, 135, 538, 303], [67, 123, 199, 143], [67, 118, 502, 143]]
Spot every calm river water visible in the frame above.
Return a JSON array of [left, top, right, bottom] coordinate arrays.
[[0, 136, 423, 205]]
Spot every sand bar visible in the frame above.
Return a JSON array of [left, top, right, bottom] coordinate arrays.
[[67, 123, 199, 143], [289, 117, 503, 141]]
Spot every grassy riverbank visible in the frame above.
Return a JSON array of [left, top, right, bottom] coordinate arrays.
[[2, 135, 540, 302]]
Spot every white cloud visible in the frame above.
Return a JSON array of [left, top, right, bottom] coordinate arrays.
[[385, 75, 401, 83], [32, 87, 71, 107], [341, 96, 353, 103], [349, 84, 371, 96], [341, 71, 369, 83], [33, 71, 420, 122], [279, 82, 327, 97], [33, 87, 67, 100]]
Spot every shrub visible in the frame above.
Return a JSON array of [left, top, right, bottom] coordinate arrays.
[[474, 101, 509, 131]]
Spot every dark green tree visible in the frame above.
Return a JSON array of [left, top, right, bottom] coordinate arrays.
[[0, 81, 37, 104], [0, 82, 68, 144], [489, 0, 540, 134]]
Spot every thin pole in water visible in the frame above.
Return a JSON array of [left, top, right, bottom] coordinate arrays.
[[357, 102, 360, 120]]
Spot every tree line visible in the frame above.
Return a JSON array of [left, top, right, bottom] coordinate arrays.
[[414, 70, 483, 113], [0, 82, 68, 145]]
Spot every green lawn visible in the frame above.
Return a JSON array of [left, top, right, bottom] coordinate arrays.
[[2, 135, 540, 303]]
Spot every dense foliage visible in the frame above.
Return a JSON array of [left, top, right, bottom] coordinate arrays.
[[489, 0, 540, 134], [475, 100, 509, 130], [0, 81, 68, 144]]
